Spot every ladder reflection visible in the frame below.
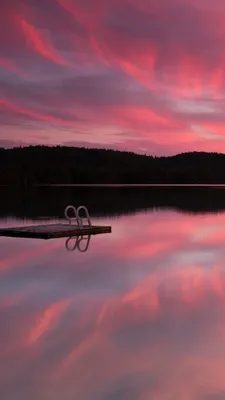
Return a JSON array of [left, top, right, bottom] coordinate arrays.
[[65, 235, 91, 252]]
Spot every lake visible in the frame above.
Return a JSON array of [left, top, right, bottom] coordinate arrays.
[[1, 186, 225, 399]]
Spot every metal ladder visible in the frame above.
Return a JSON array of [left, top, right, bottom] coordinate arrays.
[[64, 205, 92, 226]]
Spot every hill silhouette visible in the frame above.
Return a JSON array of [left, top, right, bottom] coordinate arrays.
[[1, 146, 225, 186]]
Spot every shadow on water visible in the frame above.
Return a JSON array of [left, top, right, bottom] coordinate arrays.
[[1, 186, 225, 219]]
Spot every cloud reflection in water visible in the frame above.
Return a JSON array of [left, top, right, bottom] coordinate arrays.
[[1, 210, 225, 399]]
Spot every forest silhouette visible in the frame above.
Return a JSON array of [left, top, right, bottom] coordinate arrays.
[[1, 145, 225, 186]]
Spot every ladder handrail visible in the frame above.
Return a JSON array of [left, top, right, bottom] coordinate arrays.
[[64, 205, 92, 226], [64, 205, 81, 225], [77, 205, 92, 226]]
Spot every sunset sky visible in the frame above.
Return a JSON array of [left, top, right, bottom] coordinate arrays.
[[1, 0, 225, 155]]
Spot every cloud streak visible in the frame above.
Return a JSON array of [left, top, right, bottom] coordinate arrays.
[[1, 0, 225, 154], [16, 15, 73, 67]]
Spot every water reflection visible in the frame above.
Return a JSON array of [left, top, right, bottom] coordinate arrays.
[[1, 186, 225, 219], [1, 206, 225, 398], [65, 235, 91, 252]]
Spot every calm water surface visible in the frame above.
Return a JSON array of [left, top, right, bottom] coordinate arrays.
[[1, 188, 225, 399]]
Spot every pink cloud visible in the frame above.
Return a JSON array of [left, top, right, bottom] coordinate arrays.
[[1, 0, 225, 154], [16, 15, 73, 67]]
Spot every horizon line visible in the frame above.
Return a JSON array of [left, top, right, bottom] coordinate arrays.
[[0, 144, 225, 158]]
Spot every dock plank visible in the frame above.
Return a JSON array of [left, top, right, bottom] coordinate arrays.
[[0, 224, 111, 240]]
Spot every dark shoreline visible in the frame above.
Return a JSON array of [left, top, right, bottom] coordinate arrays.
[[2, 146, 225, 186]]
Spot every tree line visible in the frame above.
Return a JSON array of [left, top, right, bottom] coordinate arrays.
[[1, 145, 225, 186]]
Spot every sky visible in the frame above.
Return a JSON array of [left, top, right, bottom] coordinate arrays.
[[1, 0, 225, 155]]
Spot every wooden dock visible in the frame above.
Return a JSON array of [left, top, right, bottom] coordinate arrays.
[[0, 224, 111, 240]]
